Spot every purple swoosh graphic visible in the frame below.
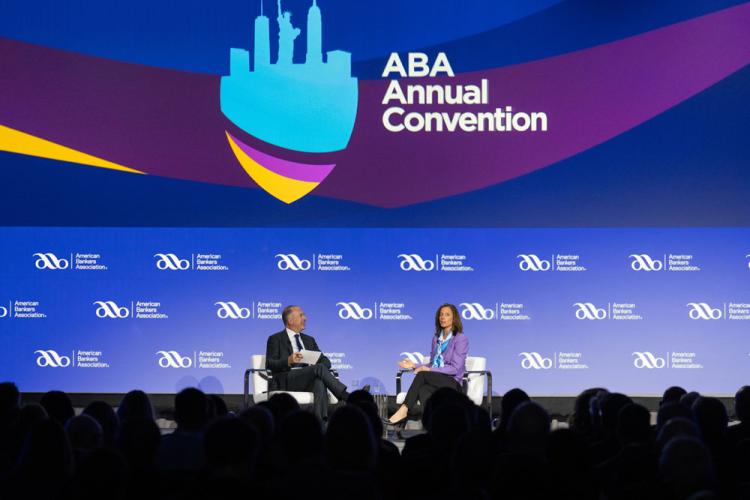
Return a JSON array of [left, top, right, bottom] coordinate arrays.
[[226, 131, 334, 183], [0, 3, 749, 207]]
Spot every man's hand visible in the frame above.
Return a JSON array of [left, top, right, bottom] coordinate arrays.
[[399, 359, 416, 369], [288, 352, 304, 366]]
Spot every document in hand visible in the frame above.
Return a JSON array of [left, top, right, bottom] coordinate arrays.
[[300, 350, 322, 365]]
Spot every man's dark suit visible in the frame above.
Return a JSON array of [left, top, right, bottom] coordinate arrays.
[[265, 330, 347, 420]]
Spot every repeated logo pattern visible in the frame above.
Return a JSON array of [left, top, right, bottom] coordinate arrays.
[[275, 254, 312, 271], [519, 352, 553, 369], [337, 302, 373, 320], [33, 253, 69, 270], [215, 302, 251, 319], [687, 302, 722, 320], [629, 254, 664, 271], [156, 350, 193, 368], [94, 301, 129, 318], [573, 303, 607, 320], [460, 302, 495, 320], [632, 351, 665, 368], [154, 253, 190, 270], [517, 254, 551, 271], [35, 350, 71, 367], [398, 254, 435, 271]]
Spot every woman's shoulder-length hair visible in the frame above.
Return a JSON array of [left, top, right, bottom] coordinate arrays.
[[433, 303, 463, 336]]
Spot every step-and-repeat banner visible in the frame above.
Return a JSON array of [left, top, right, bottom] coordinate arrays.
[[1, 228, 748, 395], [1, 0, 749, 394]]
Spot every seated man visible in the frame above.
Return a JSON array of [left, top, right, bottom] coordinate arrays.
[[266, 305, 352, 421]]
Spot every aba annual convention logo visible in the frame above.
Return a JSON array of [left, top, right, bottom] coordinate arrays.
[[632, 352, 665, 369], [35, 350, 71, 368], [400, 352, 428, 364], [0, 305, 7, 318], [94, 301, 130, 319], [154, 253, 190, 270], [220, 0, 358, 204], [517, 255, 551, 272], [687, 302, 722, 320], [34, 252, 69, 270], [156, 350, 193, 368], [215, 301, 252, 319], [460, 303, 495, 321], [276, 254, 312, 271], [574, 302, 607, 320], [746, 254, 750, 269], [398, 254, 436, 272], [337, 302, 373, 320], [519, 352, 552, 370], [629, 254, 664, 272]]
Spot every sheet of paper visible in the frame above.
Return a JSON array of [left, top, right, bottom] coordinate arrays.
[[300, 350, 322, 365]]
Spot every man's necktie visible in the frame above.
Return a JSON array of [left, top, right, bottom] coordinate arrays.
[[294, 334, 304, 351]]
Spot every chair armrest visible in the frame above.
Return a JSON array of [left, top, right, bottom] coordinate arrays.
[[461, 370, 493, 414], [243, 368, 273, 409], [396, 369, 413, 395]]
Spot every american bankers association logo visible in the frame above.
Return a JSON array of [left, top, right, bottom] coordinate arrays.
[[0, 305, 7, 318], [276, 254, 312, 271], [215, 301, 252, 319], [519, 352, 552, 370], [460, 303, 495, 320], [337, 302, 373, 320], [632, 352, 665, 369], [574, 303, 607, 320], [398, 254, 436, 272], [154, 253, 190, 270], [517, 255, 551, 272], [687, 302, 722, 320], [35, 350, 71, 367], [629, 254, 664, 272], [94, 301, 130, 319], [33, 252, 69, 270], [156, 350, 193, 368]]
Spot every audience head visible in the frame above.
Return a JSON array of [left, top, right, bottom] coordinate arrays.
[[0, 381, 20, 420], [347, 390, 383, 438], [204, 416, 259, 477], [656, 417, 700, 452], [659, 436, 715, 498], [499, 388, 530, 431], [40, 390, 75, 426], [72, 448, 128, 500], [599, 392, 633, 435], [506, 401, 551, 457], [570, 387, 607, 437], [116, 417, 161, 472], [617, 403, 651, 446], [174, 387, 209, 431], [680, 391, 701, 410], [65, 414, 103, 452], [279, 410, 323, 464], [239, 405, 275, 449], [117, 390, 154, 422], [657, 401, 693, 430], [691, 396, 728, 444], [83, 400, 119, 447], [15, 417, 74, 480], [267, 392, 300, 424], [208, 394, 229, 418], [325, 404, 377, 472], [734, 385, 750, 422], [422, 386, 471, 432], [662, 385, 688, 406]]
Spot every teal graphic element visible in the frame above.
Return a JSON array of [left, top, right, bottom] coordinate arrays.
[[220, 0, 358, 153]]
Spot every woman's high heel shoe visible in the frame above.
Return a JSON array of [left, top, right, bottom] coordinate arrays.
[[382, 415, 408, 428]]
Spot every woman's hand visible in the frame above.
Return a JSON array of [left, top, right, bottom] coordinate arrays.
[[414, 366, 431, 373], [399, 359, 416, 369]]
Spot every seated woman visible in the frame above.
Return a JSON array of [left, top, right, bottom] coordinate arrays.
[[385, 303, 469, 426]]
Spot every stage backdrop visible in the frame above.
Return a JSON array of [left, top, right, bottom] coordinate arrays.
[[1, 0, 749, 395]]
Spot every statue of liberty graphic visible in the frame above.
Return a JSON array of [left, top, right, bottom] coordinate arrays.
[[220, 0, 358, 154]]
